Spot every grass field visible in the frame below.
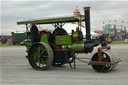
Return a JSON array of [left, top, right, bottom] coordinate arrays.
[[0, 44, 23, 47], [111, 40, 128, 44]]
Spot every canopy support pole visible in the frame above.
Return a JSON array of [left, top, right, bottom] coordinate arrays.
[[25, 24, 29, 32]]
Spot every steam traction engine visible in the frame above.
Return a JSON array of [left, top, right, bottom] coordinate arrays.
[[17, 7, 120, 72]]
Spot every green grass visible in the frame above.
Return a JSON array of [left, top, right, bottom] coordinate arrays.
[[111, 40, 128, 44], [0, 44, 23, 47]]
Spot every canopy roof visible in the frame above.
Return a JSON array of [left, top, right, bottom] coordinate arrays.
[[17, 15, 85, 25]]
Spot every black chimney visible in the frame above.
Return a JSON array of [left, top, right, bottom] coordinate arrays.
[[84, 7, 91, 41]]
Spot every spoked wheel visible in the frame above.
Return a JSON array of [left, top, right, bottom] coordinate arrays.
[[28, 42, 53, 70], [91, 52, 113, 72]]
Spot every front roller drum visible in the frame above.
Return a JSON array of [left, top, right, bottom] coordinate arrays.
[[28, 42, 54, 70], [91, 52, 118, 72]]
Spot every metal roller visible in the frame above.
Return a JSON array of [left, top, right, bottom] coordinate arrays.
[[102, 49, 120, 70], [90, 48, 120, 72]]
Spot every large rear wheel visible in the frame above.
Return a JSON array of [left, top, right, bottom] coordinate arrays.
[[28, 42, 53, 70]]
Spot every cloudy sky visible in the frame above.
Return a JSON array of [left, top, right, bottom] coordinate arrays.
[[1, 0, 128, 35]]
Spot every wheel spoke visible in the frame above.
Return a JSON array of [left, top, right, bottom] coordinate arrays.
[[40, 49, 46, 56], [37, 46, 48, 66]]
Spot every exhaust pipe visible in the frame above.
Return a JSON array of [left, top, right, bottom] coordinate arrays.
[[84, 7, 91, 41]]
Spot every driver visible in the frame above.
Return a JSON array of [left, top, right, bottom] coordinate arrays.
[[29, 24, 39, 43]]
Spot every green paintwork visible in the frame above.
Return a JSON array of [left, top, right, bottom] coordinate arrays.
[[62, 42, 84, 52], [24, 41, 32, 51], [56, 35, 72, 45], [17, 15, 85, 25], [40, 34, 49, 44], [72, 32, 78, 39]]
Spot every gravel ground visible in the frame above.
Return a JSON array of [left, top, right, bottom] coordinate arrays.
[[0, 44, 128, 85]]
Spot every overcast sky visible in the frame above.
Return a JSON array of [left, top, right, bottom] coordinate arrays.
[[1, 0, 128, 35]]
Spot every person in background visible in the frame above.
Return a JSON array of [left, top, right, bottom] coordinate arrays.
[[29, 24, 39, 43]]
